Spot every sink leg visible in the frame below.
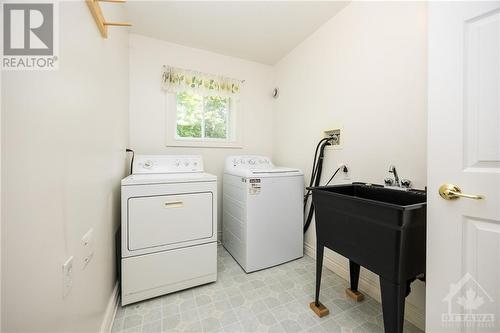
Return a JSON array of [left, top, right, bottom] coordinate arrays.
[[310, 244, 329, 317], [314, 244, 324, 306], [345, 260, 364, 301], [379, 277, 406, 333]]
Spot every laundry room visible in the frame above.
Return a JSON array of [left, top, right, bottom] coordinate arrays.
[[2, 1, 500, 333]]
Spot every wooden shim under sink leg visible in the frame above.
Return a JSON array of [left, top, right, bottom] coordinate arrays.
[[309, 302, 329, 317], [345, 288, 365, 302], [347, 260, 364, 302]]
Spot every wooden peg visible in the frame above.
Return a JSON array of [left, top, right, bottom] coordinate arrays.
[[86, 0, 131, 38], [104, 22, 132, 27]]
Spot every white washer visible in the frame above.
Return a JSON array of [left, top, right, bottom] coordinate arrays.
[[223, 155, 304, 273], [121, 155, 217, 305]]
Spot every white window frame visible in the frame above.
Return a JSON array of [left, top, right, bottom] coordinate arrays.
[[165, 91, 243, 148]]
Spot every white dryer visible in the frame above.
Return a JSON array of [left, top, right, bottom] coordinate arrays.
[[121, 155, 217, 305], [223, 155, 304, 273]]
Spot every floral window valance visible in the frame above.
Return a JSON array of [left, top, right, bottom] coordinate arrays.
[[161, 65, 242, 96]]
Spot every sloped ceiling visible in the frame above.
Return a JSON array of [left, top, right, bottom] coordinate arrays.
[[126, 1, 349, 65]]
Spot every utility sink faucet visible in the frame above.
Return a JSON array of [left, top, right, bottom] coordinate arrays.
[[388, 165, 400, 187], [385, 165, 412, 189]]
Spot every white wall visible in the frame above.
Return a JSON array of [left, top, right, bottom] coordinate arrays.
[[1, 2, 129, 332], [273, 2, 427, 329], [128, 34, 275, 234]]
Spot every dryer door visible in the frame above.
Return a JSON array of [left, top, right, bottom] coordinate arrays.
[[127, 192, 213, 251]]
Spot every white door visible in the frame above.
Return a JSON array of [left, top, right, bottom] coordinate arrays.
[[427, 2, 500, 332]]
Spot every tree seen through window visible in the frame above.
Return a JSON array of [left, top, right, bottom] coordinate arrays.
[[176, 91, 229, 139]]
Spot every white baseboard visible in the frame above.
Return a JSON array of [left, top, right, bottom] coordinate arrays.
[[304, 242, 425, 330], [100, 282, 120, 333]]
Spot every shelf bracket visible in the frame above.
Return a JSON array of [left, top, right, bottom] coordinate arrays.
[[86, 0, 131, 38]]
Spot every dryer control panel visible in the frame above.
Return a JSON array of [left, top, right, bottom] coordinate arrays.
[[133, 155, 204, 174]]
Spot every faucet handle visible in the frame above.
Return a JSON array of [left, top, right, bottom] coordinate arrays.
[[401, 179, 412, 188], [384, 178, 394, 186]]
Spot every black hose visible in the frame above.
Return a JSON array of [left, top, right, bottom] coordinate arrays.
[[303, 135, 349, 233], [303, 138, 333, 232], [304, 138, 332, 210], [309, 138, 331, 186], [304, 203, 315, 233]]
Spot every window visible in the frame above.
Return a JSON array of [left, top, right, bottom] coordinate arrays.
[[176, 92, 230, 140], [163, 66, 242, 148]]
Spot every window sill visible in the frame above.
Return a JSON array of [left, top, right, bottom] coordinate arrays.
[[166, 139, 243, 149]]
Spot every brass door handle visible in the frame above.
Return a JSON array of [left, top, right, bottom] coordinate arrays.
[[439, 184, 485, 200]]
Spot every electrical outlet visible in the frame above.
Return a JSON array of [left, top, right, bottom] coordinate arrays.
[[62, 256, 73, 298], [338, 163, 350, 180], [343, 168, 350, 180]]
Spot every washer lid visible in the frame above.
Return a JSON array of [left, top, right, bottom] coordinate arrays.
[[251, 167, 301, 174], [122, 172, 217, 186]]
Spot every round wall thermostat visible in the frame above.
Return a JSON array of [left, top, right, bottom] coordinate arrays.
[[272, 88, 280, 99]]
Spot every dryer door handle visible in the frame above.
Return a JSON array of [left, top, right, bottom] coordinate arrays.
[[164, 201, 183, 208]]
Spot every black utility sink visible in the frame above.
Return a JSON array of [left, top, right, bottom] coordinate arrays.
[[309, 183, 426, 333]]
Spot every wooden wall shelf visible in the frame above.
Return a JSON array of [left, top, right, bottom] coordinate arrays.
[[86, 0, 131, 38]]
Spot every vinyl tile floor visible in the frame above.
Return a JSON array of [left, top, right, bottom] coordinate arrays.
[[112, 246, 423, 333]]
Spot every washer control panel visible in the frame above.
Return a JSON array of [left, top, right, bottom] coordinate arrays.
[[133, 155, 204, 174], [226, 156, 274, 170]]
